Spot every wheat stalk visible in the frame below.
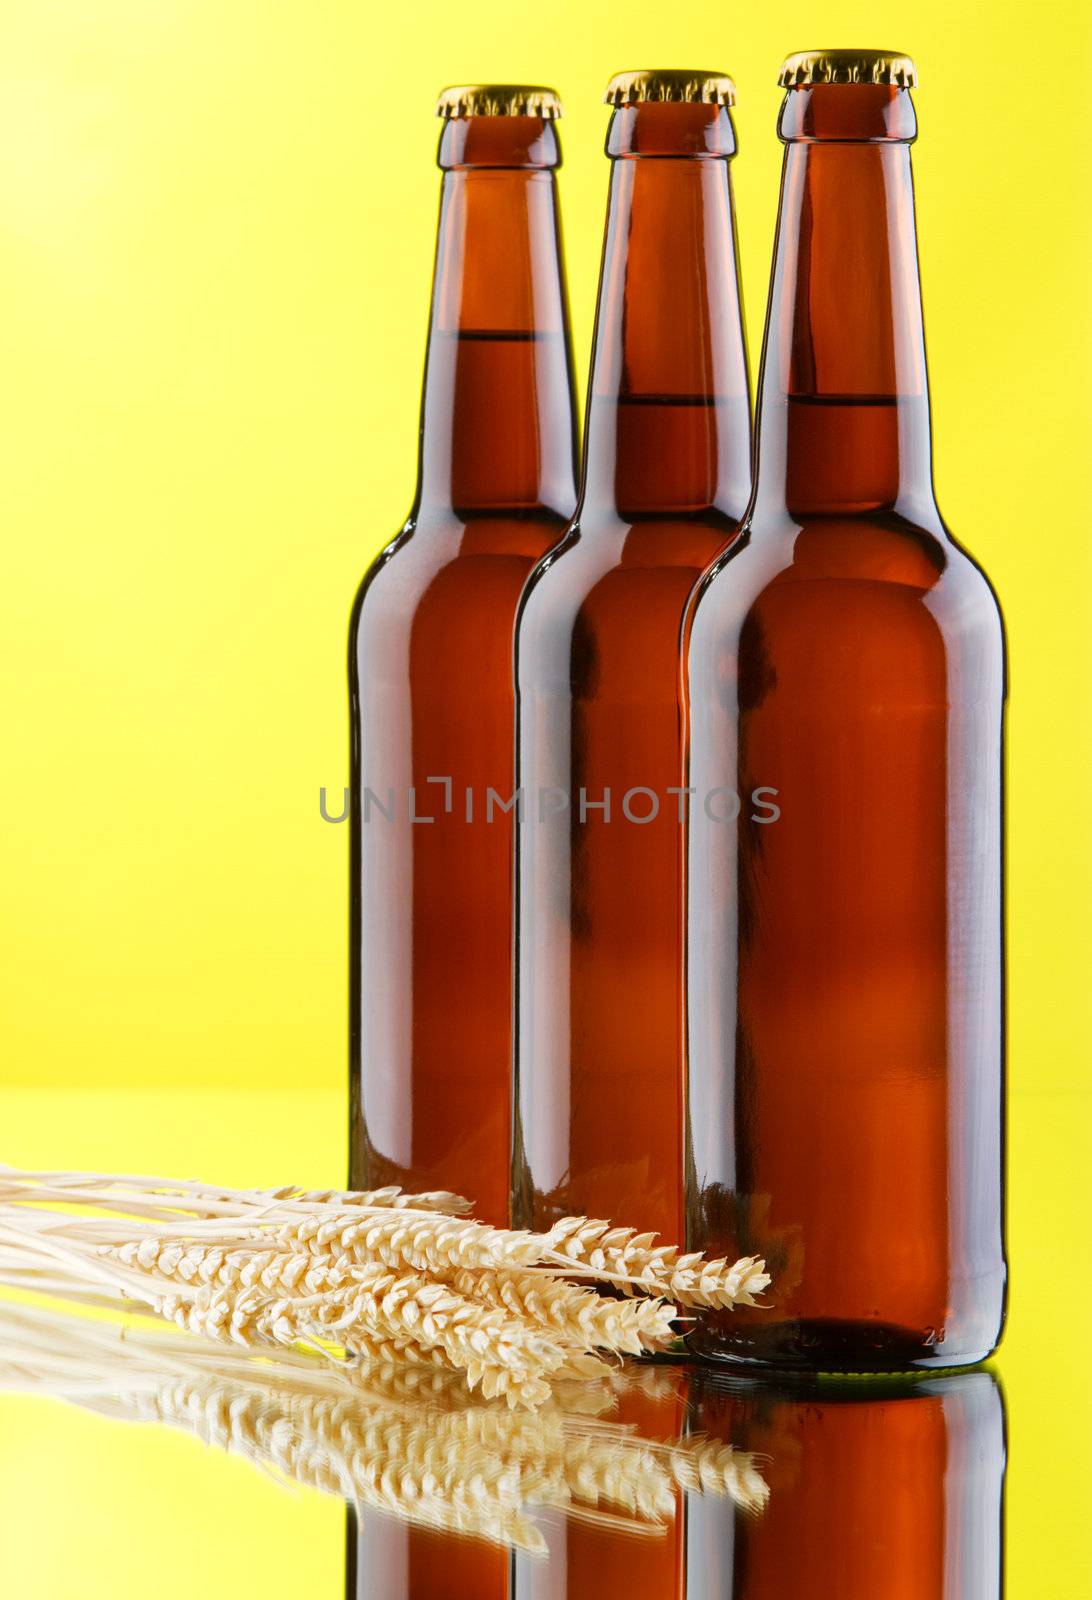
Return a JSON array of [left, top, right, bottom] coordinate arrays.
[[278, 1209, 769, 1311], [276, 1209, 769, 1311], [100, 1236, 677, 1358], [0, 1164, 769, 1408], [0, 1166, 467, 1221]]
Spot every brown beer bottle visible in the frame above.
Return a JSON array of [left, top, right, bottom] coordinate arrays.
[[684, 52, 1006, 1367], [513, 1367, 692, 1599], [690, 1369, 1006, 1598], [514, 71, 752, 1241], [350, 86, 578, 1227]]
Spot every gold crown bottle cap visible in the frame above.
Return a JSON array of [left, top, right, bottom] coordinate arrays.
[[778, 50, 917, 88], [604, 69, 736, 108], [435, 84, 562, 120]]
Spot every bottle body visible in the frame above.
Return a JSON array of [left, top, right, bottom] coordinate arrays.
[[686, 504, 1005, 1367], [515, 504, 740, 1241], [352, 506, 570, 1225], [689, 1370, 1006, 1598], [684, 79, 1006, 1367], [514, 94, 751, 1241], [350, 110, 578, 1228]]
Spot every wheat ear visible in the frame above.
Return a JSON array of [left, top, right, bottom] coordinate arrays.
[[155, 1266, 607, 1407], [449, 1268, 677, 1355], [543, 1218, 771, 1309]]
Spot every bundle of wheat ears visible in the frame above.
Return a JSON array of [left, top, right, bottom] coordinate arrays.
[[0, 1165, 769, 1410], [0, 1300, 769, 1551]]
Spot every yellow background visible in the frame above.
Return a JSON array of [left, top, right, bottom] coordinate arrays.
[[0, 1, 1089, 1595]]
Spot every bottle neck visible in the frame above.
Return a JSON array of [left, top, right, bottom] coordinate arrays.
[[580, 102, 752, 522], [752, 84, 937, 523], [417, 116, 578, 519]]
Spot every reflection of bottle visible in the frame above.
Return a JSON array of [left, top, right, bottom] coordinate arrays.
[[689, 1370, 1006, 1598], [513, 1366, 692, 1600], [349, 84, 578, 1229], [684, 49, 1006, 1370], [347, 1513, 511, 1600], [514, 68, 752, 1246]]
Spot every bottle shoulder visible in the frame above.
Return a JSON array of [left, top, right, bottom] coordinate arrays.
[[518, 510, 737, 617], [516, 515, 739, 702], [688, 511, 1005, 668], [351, 509, 571, 638], [696, 510, 1000, 611]]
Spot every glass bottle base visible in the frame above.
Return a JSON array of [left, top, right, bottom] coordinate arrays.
[[684, 1316, 997, 1374]]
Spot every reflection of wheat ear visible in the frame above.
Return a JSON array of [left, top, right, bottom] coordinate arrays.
[[0, 1299, 771, 1552]]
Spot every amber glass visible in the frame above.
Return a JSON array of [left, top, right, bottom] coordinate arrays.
[[689, 1369, 1005, 1597], [513, 1366, 691, 1600], [349, 111, 578, 1230], [684, 83, 1005, 1368], [513, 98, 752, 1241], [347, 1513, 510, 1600]]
